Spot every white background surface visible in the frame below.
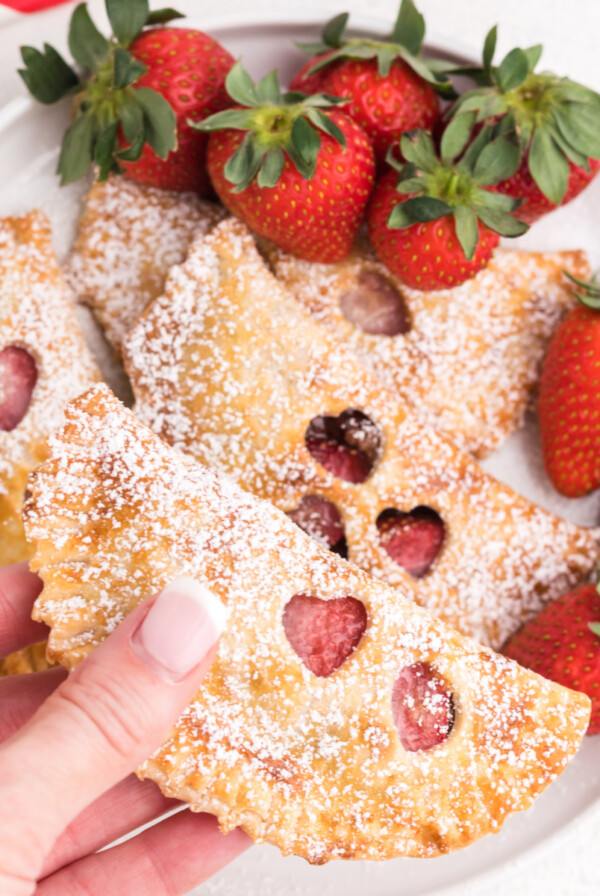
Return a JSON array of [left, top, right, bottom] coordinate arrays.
[[0, 0, 599, 894]]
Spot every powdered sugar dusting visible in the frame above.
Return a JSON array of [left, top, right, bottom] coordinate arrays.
[[64, 175, 227, 352], [0, 210, 99, 563], [263, 238, 588, 459], [24, 385, 590, 863], [124, 219, 599, 650]]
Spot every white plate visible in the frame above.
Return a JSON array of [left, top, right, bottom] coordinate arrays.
[[1, 6, 600, 895]]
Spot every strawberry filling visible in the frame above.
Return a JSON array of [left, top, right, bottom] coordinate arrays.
[[339, 270, 411, 336], [377, 506, 444, 578], [286, 495, 348, 558], [392, 662, 454, 752], [305, 409, 381, 483], [0, 346, 38, 432], [282, 594, 367, 677]]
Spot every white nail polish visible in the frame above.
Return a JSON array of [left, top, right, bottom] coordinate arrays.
[[131, 577, 227, 682]]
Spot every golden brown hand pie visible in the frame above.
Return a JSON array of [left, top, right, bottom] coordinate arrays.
[[0, 210, 100, 567], [261, 236, 589, 458], [124, 218, 598, 650], [64, 175, 227, 353], [24, 385, 590, 863]]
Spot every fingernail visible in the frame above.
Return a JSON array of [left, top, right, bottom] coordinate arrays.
[[131, 577, 228, 682]]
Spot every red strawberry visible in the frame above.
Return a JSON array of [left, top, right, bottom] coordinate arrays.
[[0, 346, 38, 432], [18, 2, 234, 193], [446, 28, 600, 222], [290, 3, 451, 164], [392, 662, 454, 751], [367, 130, 527, 291], [539, 277, 600, 497], [492, 156, 600, 224], [282, 594, 367, 677], [199, 64, 375, 263], [377, 507, 444, 578], [503, 584, 600, 734], [304, 410, 381, 482], [121, 28, 234, 192]]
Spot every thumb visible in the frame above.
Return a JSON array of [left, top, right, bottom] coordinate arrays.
[[0, 577, 226, 884]]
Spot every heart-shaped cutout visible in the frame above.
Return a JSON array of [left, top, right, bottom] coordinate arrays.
[[377, 506, 444, 578], [0, 346, 38, 432], [282, 594, 367, 677], [286, 495, 348, 558], [305, 409, 381, 483], [340, 270, 411, 336], [392, 662, 454, 752]]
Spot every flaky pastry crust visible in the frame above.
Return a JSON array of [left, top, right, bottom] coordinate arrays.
[[261, 237, 589, 458], [64, 175, 227, 352], [124, 219, 599, 650], [24, 385, 590, 863]]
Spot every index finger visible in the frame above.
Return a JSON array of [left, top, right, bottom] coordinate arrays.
[[0, 563, 47, 657]]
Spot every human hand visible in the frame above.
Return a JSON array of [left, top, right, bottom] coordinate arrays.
[[0, 562, 250, 895]]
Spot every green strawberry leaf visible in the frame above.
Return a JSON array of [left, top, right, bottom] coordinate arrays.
[[474, 204, 528, 236], [377, 44, 399, 78], [254, 70, 281, 104], [401, 129, 438, 172], [553, 105, 600, 160], [457, 123, 494, 175], [547, 122, 589, 169], [497, 47, 529, 91], [323, 12, 349, 48], [118, 91, 145, 143], [68, 3, 110, 73], [286, 142, 316, 180], [529, 127, 570, 203], [94, 119, 120, 180], [57, 111, 95, 184], [18, 43, 80, 104], [395, 176, 425, 194], [113, 47, 146, 88], [482, 25, 497, 71], [440, 111, 476, 165], [564, 271, 600, 309], [453, 205, 479, 260], [588, 622, 600, 638], [257, 145, 285, 187], [291, 114, 322, 166], [225, 132, 267, 190], [145, 7, 185, 26], [472, 187, 520, 211], [523, 44, 543, 73], [390, 0, 425, 55], [134, 86, 177, 158], [191, 108, 255, 132], [106, 0, 148, 47], [473, 135, 520, 185], [304, 108, 347, 147], [225, 61, 260, 107], [387, 195, 452, 228]]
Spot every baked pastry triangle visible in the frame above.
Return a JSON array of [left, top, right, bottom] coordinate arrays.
[[64, 175, 227, 353], [124, 218, 598, 650], [24, 384, 590, 863], [261, 236, 589, 458], [0, 210, 100, 567]]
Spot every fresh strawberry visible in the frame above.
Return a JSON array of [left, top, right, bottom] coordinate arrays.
[[18, 0, 234, 192], [503, 584, 600, 735], [197, 64, 375, 263], [539, 276, 600, 497], [492, 157, 600, 224], [445, 27, 600, 222], [367, 129, 528, 290], [120, 28, 234, 191], [290, 2, 453, 163]]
